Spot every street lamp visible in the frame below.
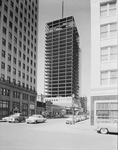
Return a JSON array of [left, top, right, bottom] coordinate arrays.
[[72, 94, 75, 124]]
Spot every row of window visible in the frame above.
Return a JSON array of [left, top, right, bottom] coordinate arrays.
[[2, 32, 37, 50], [3, 16, 37, 37], [101, 45, 118, 62], [1, 87, 36, 102], [1, 74, 36, 91], [1, 51, 36, 68], [96, 102, 118, 110], [100, 23, 117, 39], [1, 68, 36, 83], [4, 3, 37, 19], [1, 61, 36, 75], [101, 70, 118, 85], [3, 27, 37, 44]]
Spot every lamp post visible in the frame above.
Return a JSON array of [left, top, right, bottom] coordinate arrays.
[[72, 94, 75, 124]]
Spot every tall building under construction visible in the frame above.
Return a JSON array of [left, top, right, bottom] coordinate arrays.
[[45, 16, 80, 107]]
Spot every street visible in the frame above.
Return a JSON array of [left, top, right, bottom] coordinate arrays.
[[0, 119, 117, 150]]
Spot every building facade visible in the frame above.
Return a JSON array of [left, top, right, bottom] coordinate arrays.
[[0, 0, 38, 119], [44, 16, 80, 108], [90, 0, 118, 125]]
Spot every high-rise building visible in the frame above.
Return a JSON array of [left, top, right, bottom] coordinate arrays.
[[90, 0, 118, 125], [44, 16, 80, 107], [0, 0, 38, 119]]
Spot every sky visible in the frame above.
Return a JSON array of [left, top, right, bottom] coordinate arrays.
[[37, 0, 91, 104]]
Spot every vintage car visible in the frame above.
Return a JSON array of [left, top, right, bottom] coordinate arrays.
[[97, 119, 118, 134], [26, 114, 47, 124], [8, 113, 25, 123]]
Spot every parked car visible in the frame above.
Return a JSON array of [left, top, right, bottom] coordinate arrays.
[[97, 119, 118, 134], [8, 113, 25, 123], [65, 115, 78, 124], [2, 115, 13, 122], [26, 114, 47, 124]]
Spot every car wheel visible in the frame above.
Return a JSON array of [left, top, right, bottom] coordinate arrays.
[[100, 128, 108, 134]]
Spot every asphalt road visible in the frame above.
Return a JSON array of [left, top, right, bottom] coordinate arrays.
[[0, 118, 117, 150]]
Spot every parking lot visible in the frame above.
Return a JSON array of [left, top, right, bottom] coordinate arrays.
[[0, 119, 117, 150]]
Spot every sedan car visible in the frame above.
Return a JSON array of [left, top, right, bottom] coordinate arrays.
[[97, 119, 118, 134], [2, 115, 13, 122], [26, 114, 47, 124], [8, 113, 25, 123], [65, 115, 78, 124]]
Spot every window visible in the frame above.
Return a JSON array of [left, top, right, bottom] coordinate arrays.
[[19, 31, 22, 38], [18, 60, 21, 67], [7, 65, 11, 72], [27, 75, 29, 81], [101, 71, 108, 85], [4, 5, 8, 12], [10, 11, 13, 18], [3, 27, 6, 34], [99, 3, 107, 15], [23, 73, 25, 79], [13, 57, 16, 64], [19, 22, 22, 28], [1, 62, 5, 69], [9, 32, 12, 39], [10, 1, 14, 8], [18, 71, 21, 77], [19, 51, 21, 57], [15, 6, 18, 13], [14, 26, 17, 33], [14, 47, 17, 54], [14, 37, 17, 44], [2, 38, 6, 46], [8, 43, 12, 50], [13, 79, 16, 85], [110, 70, 118, 84], [13, 68, 16, 74], [110, 46, 118, 60], [109, 2, 116, 15], [110, 23, 117, 37], [1, 50, 5, 58], [100, 24, 108, 38], [7, 76, 11, 83], [3, 15, 7, 23], [27, 57, 29, 63], [15, 16, 18, 23], [101, 47, 108, 62], [20, 12, 23, 19], [9, 21, 12, 28], [23, 54, 25, 60], [19, 41, 22, 47], [23, 63, 25, 69], [8, 54, 11, 61], [1, 74, 5, 81]]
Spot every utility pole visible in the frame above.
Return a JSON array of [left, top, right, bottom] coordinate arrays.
[[72, 94, 75, 124]]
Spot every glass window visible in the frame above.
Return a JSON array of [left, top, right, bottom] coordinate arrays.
[[110, 46, 118, 60], [101, 47, 108, 62], [101, 71, 108, 85], [110, 70, 118, 84], [100, 24, 108, 38], [110, 23, 117, 37]]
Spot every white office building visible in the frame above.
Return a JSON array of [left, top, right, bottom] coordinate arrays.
[[90, 0, 118, 125]]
